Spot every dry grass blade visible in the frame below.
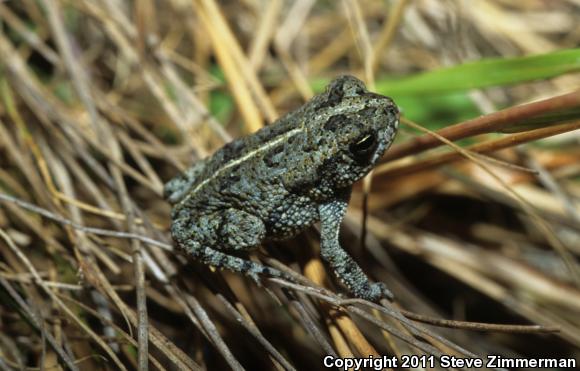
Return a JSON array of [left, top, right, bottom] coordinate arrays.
[[0, 230, 127, 371], [379, 117, 580, 285], [0, 193, 173, 251], [377, 119, 580, 178], [398, 310, 559, 333], [370, 0, 410, 74], [383, 90, 580, 162], [0, 276, 79, 370]]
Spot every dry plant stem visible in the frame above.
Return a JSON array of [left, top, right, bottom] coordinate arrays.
[[301, 257, 353, 357], [377, 119, 580, 178], [63, 291, 201, 370], [281, 264, 559, 360], [0, 80, 53, 206], [126, 266, 145, 333], [164, 277, 243, 368], [383, 90, 580, 162], [394, 119, 580, 285], [95, 92, 151, 368], [287, 296, 339, 357], [362, 211, 580, 346], [398, 309, 559, 333], [41, 0, 101, 136], [334, 307, 380, 357], [56, 293, 168, 370], [248, 0, 283, 70], [93, 268, 201, 370], [269, 279, 478, 360], [134, 0, 157, 55], [0, 193, 172, 251], [352, 301, 480, 361], [0, 182, 512, 364], [467, 1, 555, 54], [182, 293, 245, 371], [76, 0, 206, 157], [48, 141, 129, 354], [216, 294, 297, 371], [58, 146, 130, 226], [308, 27, 353, 75], [0, 195, 66, 252], [272, 0, 316, 101], [273, 0, 314, 51], [0, 230, 128, 371], [499, 295, 580, 346], [154, 53, 232, 145], [204, 0, 279, 122], [344, 0, 375, 85], [5, 79, 152, 246], [194, 2, 262, 132], [195, 0, 278, 128], [0, 277, 78, 371], [370, 0, 410, 73], [116, 183, 149, 370], [0, 344, 23, 370], [117, 131, 164, 189], [146, 299, 203, 369], [523, 152, 580, 223], [327, 316, 355, 359], [275, 44, 314, 101], [303, 257, 373, 356], [0, 3, 59, 65], [302, 248, 378, 357], [0, 38, 160, 194]]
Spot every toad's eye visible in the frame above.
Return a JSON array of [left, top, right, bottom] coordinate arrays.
[[349, 133, 378, 160]]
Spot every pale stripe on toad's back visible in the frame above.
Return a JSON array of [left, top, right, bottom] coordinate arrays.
[[175, 126, 305, 209]]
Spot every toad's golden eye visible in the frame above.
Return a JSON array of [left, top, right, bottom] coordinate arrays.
[[349, 132, 378, 160]]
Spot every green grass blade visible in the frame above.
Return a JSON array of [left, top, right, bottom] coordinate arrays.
[[376, 48, 580, 95]]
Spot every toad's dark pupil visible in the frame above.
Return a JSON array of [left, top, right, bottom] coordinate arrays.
[[350, 133, 377, 158]]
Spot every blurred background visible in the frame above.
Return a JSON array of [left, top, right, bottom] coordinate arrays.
[[0, 0, 579, 370]]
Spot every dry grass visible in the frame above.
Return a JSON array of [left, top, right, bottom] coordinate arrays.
[[1, 0, 579, 370]]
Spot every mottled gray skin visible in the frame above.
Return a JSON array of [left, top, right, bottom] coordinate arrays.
[[165, 75, 399, 302]]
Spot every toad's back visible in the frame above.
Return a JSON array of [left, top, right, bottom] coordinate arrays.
[[164, 102, 314, 217]]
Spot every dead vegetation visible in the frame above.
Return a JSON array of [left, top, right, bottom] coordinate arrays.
[[0, 0, 579, 370]]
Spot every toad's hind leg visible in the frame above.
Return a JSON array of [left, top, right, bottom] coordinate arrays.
[[216, 208, 266, 251], [171, 209, 287, 283]]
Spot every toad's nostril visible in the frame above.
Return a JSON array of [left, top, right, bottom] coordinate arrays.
[[385, 104, 398, 117]]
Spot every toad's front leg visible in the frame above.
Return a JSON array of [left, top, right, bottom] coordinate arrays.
[[318, 196, 394, 302]]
